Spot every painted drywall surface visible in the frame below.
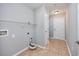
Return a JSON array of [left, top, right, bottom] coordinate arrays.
[[65, 8, 69, 42], [0, 22, 32, 56], [0, 4, 34, 24], [77, 4, 79, 56], [30, 10, 36, 43], [44, 7, 49, 46], [78, 4, 79, 41], [35, 6, 49, 46], [0, 4, 34, 56], [35, 6, 45, 46], [66, 4, 78, 56], [49, 15, 53, 38]]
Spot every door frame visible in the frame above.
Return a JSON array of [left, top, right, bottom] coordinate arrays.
[[52, 14, 66, 40]]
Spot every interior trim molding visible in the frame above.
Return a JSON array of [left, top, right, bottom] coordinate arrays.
[[64, 39, 72, 56], [13, 44, 46, 56], [13, 47, 29, 56], [49, 37, 65, 40]]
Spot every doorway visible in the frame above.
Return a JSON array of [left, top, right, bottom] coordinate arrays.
[[49, 13, 65, 40]]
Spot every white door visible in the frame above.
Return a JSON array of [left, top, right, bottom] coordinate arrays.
[[53, 15, 65, 40]]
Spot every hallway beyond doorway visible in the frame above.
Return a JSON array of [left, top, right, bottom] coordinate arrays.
[[18, 39, 70, 56]]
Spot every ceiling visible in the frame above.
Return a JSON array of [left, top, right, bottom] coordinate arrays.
[[26, 3, 68, 10], [26, 3, 69, 15], [46, 3, 68, 11], [25, 3, 43, 9]]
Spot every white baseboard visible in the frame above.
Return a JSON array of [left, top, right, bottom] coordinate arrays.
[[13, 44, 46, 56], [13, 47, 29, 56], [49, 37, 65, 40], [57, 39, 66, 40], [64, 40, 71, 56]]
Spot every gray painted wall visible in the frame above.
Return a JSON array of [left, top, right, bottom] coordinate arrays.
[[77, 4, 79, 56], [35, 6, 49, 46], [35, 6, 45, 46], [0, 4, 34, 56], [49, 15, 53, 38], [66, 4, 78, 56]]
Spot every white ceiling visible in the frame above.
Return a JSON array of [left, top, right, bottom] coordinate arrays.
[[25, 3, 68, 15], [25, 3, 68, 10], [25, 3, 43, 9], [46, 3, 68, 12]]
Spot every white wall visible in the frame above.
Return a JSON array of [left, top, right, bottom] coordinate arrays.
[[44, 7, 49, 46], [66, 4, 78, 56], [77, 4, 79, 41], [49, 15, 53, 38], [0, 4, 34, 23], [34, 5, 49, 46], [0, 4, 34, 56], [77, 4, 79, 56]]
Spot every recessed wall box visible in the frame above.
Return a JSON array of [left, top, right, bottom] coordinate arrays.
[[0, 29, 8, 37]]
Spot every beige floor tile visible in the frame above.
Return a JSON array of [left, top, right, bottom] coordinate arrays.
[[18, 39, 70, 56]]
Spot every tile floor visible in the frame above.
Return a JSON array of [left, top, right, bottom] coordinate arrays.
[[18, 39, 70, 56]]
